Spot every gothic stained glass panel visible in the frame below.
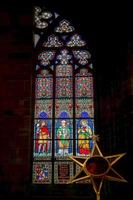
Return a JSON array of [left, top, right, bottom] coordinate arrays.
[[55, 99, 73, 118], [75, 98, 94, 118], [56, 50, 72, 65], [67, 34, 86, 47], [33, 6, 95, 185], [73, 50, 91, 65], [75, 118, 94, 139], [33, 140, 52, 160], [33, 162, 52, 184], [55, 119, 73, 159], [54, 162, 73, 184], [55, 119, 73, 139], [55, 20, 74, 33], [34, 119, 52, 160], [35, 99, 53, 119], [38, 51, 55, 66], [55, 140, 73, 159], [56, 77, 73, 98], [36, 77, 53, 98], [43, 34, 63, 47], [75, 118, 94, 156], [56, 64, 72, 76], [75, 69, 93, 98], [34, 119, 52, 139]]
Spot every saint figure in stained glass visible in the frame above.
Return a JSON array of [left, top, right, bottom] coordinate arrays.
[[56, 120, 71, 156], [77, 119, 93, 155], [37, 121, 50, 154], [33, 5, 94, 184]]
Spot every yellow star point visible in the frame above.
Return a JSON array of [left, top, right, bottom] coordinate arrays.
[[68, 141, 127, 200]]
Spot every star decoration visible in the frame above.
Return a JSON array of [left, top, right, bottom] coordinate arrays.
[[68, 141, 127, 200]]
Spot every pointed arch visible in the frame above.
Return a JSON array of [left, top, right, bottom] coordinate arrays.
[[32, 6, 95, 184]]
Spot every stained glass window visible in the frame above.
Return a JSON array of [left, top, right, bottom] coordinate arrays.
[[32, 6, 95, 184]]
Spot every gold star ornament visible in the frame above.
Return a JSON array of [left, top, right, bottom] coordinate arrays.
[[68, 142, 127, 200]]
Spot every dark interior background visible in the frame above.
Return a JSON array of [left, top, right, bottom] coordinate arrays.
[[0, 0, 132, 199]]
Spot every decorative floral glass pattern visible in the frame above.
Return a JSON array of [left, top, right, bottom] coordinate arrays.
[[75, 98, 94, 118], [75, 70, 93, 97], [56, 77, 73, 98], [67, 34, 86, 47], [56, 64, 72, 77], [56, 49, 72, 65], [33, 6, 94, 184], [35, 99, 53, 119], [73, 50, 91, 65], [55, 99, 73, 118], [55, 20, 74, 33], [38, 51, 55, 66], [36, 77, 53, 98], [43, 35, 63, 47]]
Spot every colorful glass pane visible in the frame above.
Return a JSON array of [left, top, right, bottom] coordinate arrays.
[[34, 119, 52, 139], [36, 77, 53, 98], [36, 69, 52, 78], [35, 99, 53, 118], [55, 119, 73, 139], [38, 51, 55, 66], [75, 118, 94, 139], [75, 98, 94, 118], [75, 71, 93, 97], [73, 50, 91, 65], [55, 99, 73, 118], [55, 140, 73, 159], [55, 119, 73, 159], [54, 162, 73, 183], [43, 34, 63, 47], [56, 50, 72, 65], [33, 162, 52, 183], [34, 7, 56, 30], [76, 139, 94, 156], [56, 64, 72, 76], [67, 34, 86, 47], [33, 140, 52, 160], [55, 20, 74, 33], [56, 77, 73, 98], [33, 6, 94, 185]]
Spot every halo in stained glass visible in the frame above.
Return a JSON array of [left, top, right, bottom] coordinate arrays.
[[55, 119, 73, 139], [34, 119, 52, 139], [75, 118, 94, 139]]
